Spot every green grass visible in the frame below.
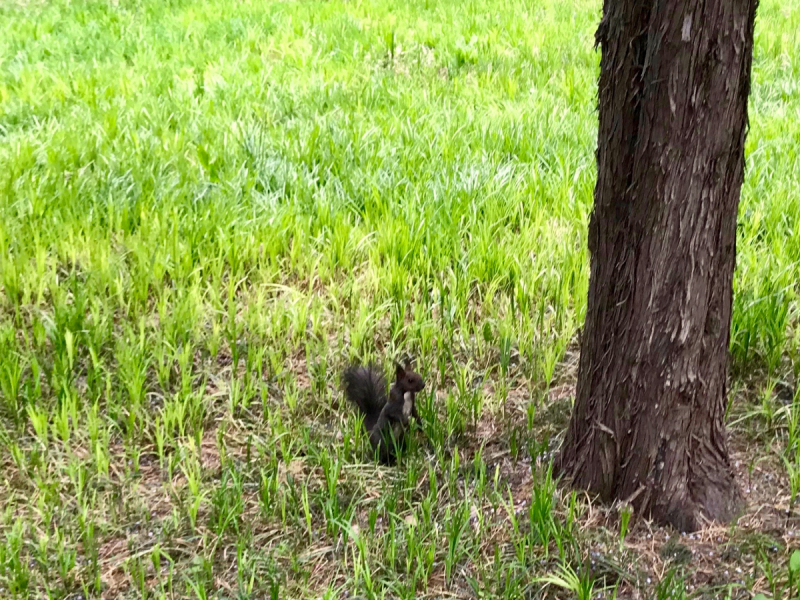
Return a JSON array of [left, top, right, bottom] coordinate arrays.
[[0, 0, 799, 597]]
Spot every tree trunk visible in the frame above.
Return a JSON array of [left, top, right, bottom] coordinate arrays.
[[557, 0, 758, 532]]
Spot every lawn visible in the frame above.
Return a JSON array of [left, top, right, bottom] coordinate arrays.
[[1, 0, 799, 597]]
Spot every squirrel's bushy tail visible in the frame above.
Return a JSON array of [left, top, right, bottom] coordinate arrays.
[[342, 365, 387, 432]]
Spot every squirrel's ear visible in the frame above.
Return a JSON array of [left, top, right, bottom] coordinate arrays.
[[395, 363, 406, 380]]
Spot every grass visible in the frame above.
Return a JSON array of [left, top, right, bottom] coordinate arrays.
[[0, 0, 799, 597]]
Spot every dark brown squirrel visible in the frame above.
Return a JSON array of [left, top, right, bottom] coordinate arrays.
[[341, 362, 425, 464]]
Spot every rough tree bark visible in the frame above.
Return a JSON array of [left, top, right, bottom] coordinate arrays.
[[557, 0, 758, 532]]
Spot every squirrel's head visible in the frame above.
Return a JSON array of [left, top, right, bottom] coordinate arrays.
[[395, 362, 425, 392]]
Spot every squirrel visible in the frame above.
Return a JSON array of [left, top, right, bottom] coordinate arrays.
[[342, 362, 425, 464]]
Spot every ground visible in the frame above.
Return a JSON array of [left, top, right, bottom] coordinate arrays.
[[0, 0, 799, 598]]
